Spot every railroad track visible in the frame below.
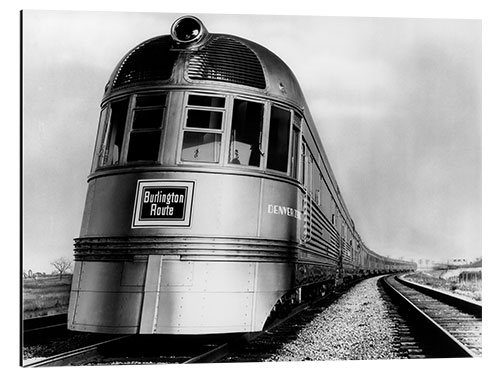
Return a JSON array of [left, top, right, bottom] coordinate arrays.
[[23, 314, 70, 348], [24, 303, 313, 366], [382, 274, 482, 358], [24, 277, 363, 366], [222, 277, 365, 362]]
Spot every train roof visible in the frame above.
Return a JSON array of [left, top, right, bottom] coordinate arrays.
[[104, 20, 307, 108]]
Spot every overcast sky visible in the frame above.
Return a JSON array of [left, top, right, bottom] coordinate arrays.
[[21, 10, 482, 272]]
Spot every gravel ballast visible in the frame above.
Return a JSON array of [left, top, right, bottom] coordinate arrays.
[[266, 275, 404, 361]]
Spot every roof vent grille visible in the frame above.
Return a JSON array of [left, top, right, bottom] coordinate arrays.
[[187, 36, 266, 89], [113, 36, 178, 89]]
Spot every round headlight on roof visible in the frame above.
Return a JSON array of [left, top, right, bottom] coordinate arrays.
[[171, 16, 207, 44]]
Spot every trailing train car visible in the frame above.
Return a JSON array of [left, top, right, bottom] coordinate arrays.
[[68, 16, 416, 335]]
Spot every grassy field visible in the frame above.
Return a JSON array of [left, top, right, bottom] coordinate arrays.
[[22, 270, 480, 320], [23, 275, 72, 319], [406, 270, 482, 302]]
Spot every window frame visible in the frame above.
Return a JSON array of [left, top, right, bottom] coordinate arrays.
[[265, 104, 293, 175], [290, 113, 302, 180], [122, 93, 168, 164], [312, 160, 321, 204], [178, 92, 227, 165], [94, 97, 133, 170], [93, 92, 170, 171], [225, 96, 267, 170], [175, 92, 304, 178], [91, 106, 110, 171], [302, 141, 313, 193]]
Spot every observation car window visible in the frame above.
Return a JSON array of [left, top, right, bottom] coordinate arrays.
[[127, 94, 166, 162], [186, 110, 223, 129], [92, 107, 109, 171], [188, 95, 225, 108], [300, 143, 306, 185], [266, 106, 291, 173], [320, 176, 330, 210], [312, 163, 321, 204], [98, 99, 129, 167], [291, 114, 301, 179], [330, 200, 337, 225], [228, 99, 264, 167], [136, 94, 166, 107], [181, 94, 225, 163], [181, 132, 221, 163], [302, 143, 313, 192]]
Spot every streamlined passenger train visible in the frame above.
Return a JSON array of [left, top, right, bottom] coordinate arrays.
[[68, 15, 416, 335]]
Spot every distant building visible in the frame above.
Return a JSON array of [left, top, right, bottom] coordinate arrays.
[[417, 259, 436, 270], [448, 258, 468, 267]]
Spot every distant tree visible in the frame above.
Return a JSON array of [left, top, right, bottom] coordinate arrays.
[[25, 269, 36, 280], [51, 257, 72, 280]]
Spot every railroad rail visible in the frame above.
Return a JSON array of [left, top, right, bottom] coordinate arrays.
[[23, 313, 69, 347], [24, 336, 134, 367], [382, 274, 481, 357], [23, 313, 67, 333]]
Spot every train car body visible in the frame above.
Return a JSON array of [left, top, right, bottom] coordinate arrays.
[[68, 16, 416, 335]]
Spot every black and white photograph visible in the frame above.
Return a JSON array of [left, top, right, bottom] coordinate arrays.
[[13, 1, 497, 373]]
